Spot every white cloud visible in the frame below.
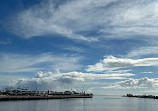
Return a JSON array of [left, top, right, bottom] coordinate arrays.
[[86, 56, 158, 72], [103, 1, 158, 38], [0, 53, 82, 73], [115, 77, 158, 88], [0, 74, 29, 88], [126, 46, 158, 58], [141, 72, 153, 74], [6, 0, 158, 42], [10, 71, 134, 90]]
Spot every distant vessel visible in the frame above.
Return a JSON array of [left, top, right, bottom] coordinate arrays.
[[123, 94, 158, 99]]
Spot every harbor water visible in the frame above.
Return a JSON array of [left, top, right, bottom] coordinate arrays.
[[0, 95, 158, 111]]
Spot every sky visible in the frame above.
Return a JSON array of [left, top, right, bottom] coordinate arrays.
[[1, 0, 158, 95]]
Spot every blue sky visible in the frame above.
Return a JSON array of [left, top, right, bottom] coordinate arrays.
[[1, 0, 158, 95]]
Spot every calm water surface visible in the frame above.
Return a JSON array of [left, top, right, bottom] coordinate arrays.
[[0, 95, 158, 111]]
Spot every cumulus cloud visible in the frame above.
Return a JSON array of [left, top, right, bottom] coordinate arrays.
[[0, 53, 82, 73], [115, 77, 158, 88], [0, 74, 29, 88], [5, 0, 158, 42], [86, 56, 158, 72], [10, 71, 134, 90]]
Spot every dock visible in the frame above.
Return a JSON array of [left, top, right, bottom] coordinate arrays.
[[0, 94, 93, 101], [0, 88, 93, 101]]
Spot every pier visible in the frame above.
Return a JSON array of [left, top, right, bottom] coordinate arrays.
[[0, 94, 93, 101], [0, 90, 93, 101]]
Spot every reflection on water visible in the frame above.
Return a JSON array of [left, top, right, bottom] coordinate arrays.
[[0, 95, 158, 111]]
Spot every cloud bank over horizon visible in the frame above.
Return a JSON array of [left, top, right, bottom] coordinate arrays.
[[8, 71, 158, 94], [113, 77, 158, 89], [9, 71, 134, 91]]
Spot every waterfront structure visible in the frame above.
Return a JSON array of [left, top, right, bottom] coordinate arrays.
[[0, 88, 93, 101]]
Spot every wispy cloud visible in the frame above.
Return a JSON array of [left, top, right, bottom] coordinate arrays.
[[6, 0, 158, 43], [141, 72, 153, 74], [0, 39, 11, 45], [126, 46, 158, 58], [86, 56, 158, 72], [58, 45, 87, 52], [0, 53, 82, 73]]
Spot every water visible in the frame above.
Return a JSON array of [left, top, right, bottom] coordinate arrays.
[[0, 95, 158, 111]]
